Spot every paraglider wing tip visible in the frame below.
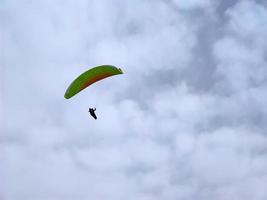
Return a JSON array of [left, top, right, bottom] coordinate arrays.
[[117, 67, 123, 74], [64, 93, 70, 99]]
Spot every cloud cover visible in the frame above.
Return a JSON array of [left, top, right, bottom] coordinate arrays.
[[1, 0, 267, 199]]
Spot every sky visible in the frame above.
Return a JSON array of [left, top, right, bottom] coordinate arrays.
[[1, 0, 267, 200]]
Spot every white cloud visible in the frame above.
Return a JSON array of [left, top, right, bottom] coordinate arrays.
[[213, 0, 267, 92], [226, 0, 267, 47], [2, 0, 267, 200], [172, 0, 213, 10]]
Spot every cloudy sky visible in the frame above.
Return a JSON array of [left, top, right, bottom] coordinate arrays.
[[1, 0, 267, 199]]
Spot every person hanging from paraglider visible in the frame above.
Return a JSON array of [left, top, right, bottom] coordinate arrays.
[[88, 107, 97, 120], [64, 65, 123, 120]]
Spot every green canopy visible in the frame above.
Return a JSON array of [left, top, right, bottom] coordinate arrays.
[[64, 65, 123, 99]]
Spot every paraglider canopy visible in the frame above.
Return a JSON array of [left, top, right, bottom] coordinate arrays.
[[64, 65, 123, 99]]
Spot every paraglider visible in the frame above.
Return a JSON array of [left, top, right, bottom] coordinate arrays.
[[64, 65, 123, 119], [88, 108, 97, 120]]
